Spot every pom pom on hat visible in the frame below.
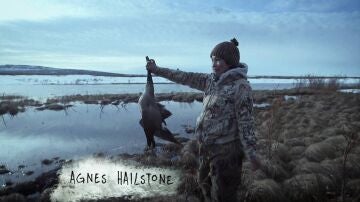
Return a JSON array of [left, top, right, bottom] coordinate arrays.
[[230, 38, 239, 46]]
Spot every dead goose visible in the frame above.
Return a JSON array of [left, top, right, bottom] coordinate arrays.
[[138, 56, 180, 150]]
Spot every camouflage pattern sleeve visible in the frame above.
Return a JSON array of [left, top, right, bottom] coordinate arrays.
[[151, 67, 210, 91], [234, 82, 257, 160]]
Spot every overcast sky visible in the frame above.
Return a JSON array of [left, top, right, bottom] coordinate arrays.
[[0, 0, 359, 76]]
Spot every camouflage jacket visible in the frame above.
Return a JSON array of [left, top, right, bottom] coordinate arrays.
[[151, 64, 257, 159]]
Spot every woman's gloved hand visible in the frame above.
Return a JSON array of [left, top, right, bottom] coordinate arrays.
[[146, 56, 157, 72]]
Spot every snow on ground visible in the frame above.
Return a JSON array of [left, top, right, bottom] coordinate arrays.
[[338, 89, 360, 94], [0, 75, 170, 85]]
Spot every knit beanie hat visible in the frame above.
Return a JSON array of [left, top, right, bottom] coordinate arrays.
[[210, 38, 240, 68]]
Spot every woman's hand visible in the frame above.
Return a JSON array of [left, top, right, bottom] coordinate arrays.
[[146, 56, 157, 72]]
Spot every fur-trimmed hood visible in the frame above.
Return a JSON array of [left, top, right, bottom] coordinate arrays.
[[212, 62, 248, 84]]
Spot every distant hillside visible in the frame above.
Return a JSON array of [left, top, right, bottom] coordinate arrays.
[[1, 64, 359, 79], [0, 65, 144, 77]]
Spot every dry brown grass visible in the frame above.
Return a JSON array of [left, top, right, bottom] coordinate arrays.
[[0, 101, 26, 117], [0, 94, 26, 100], [252, 89, 359, 201], [1, 84, 359, 201], [47, 92, 203, 105], [293, 162, 326, 175], [289, 146, 306, 159], [346, 179, 360, 201], [304, 142, 337, 162], [180, 140, 198, 158], [0, 98, 42, 118], [242, 162, 268, 181], [294, 75, 342, 92], [283, 174, 334, 202], [172, 139, 201, 200], [284, 138, 306, 147], [242, 179, 285, 202], [320, 159, 342, 182], [259, 95, 283, 160], [178, 140, 199, 175], [260, 157, 289, 182], [176, 173, 199, 196], [180, 152, 198, 171], [0, 193, 26, 202], [271, 143, 291, 163], [160, 143, 183, 154]]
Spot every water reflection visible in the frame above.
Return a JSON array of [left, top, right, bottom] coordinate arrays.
[[0, 83, 296, 100], [0, 84, 200, 100], [0, 101, 202, 185]]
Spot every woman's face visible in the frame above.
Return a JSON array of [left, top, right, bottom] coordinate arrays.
[[211, 56, 230, 76]]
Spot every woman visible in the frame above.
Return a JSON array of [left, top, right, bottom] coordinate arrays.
[[146, 38, 260, 202]]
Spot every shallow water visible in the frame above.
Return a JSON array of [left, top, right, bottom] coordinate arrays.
[[0, 83, 201, 100], [0, 83, 297, 100], [3, 75, 357, 100], [0, 101, 202, 185], [0, 75, 298, 99]]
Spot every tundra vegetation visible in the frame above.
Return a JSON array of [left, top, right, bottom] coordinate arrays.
[[0, 77, 359, 201]]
